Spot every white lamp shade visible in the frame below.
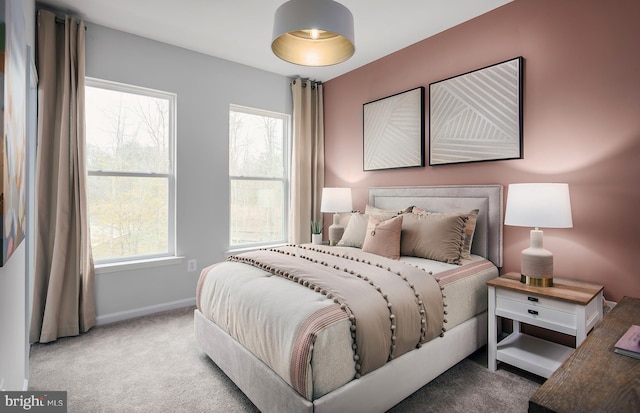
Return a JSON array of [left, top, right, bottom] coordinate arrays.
[[272, 0, 355, 66], [320, 187, 352, 213], [504, 183, 573, 229]]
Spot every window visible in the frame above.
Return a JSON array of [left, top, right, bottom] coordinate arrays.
[[229, 105, 289, 248], [85, 78, 176, 263]]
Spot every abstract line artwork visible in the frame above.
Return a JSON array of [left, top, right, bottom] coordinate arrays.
[[1, 0, 27, 265], [429, 57, 523, 166], [363, 87, 424, 171]]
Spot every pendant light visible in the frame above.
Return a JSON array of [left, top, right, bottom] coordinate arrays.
[[271, 0, 355, 66]]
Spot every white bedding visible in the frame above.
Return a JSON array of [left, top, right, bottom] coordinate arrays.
[[401, 254, 498, 329], [198, 254, 355, 399], [197, 245, 497, 400]]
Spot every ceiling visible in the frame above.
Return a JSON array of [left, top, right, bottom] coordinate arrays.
[[37, 0, 512, 82]]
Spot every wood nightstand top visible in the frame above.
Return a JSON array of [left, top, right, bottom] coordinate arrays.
[[487, 272, 604, 305]]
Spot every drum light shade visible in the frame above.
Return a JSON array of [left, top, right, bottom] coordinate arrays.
[[272, 0, 355, 66]]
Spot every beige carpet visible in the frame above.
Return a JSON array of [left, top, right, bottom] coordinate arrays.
[[29, 306, 542, 412]]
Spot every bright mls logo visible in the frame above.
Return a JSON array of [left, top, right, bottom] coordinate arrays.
[[1, 392, 66, 412]]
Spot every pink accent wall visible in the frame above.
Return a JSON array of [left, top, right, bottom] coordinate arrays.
[[323, 0, 640, 302]]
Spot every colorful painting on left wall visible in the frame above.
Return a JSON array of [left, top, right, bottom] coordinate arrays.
[[1, 0, 26, 265]]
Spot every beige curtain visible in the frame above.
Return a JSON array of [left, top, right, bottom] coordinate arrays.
[[30, 10, 95, 343], [289, 79, 324, 244]]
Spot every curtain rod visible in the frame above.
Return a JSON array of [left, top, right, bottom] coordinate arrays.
[[54, 16, 87, 30], [291, 79, 322, 88]]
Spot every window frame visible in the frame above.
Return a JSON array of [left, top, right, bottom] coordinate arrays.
[[85, 77, 177, 265], [228, 104, 290, 250]]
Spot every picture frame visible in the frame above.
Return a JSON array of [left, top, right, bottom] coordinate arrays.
[[363, 86, 424, 171], [1, 0, 27, 265], [429, 56, 523, 166]]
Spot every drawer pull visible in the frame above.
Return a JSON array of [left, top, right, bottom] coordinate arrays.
[[528, 309, 539, 316], [527, 296, 539, 302]]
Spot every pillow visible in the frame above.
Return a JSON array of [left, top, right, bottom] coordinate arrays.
[[362, 215, 403, 260], [337, 212, 369, 248], [400, 212, 467, 264], [365, 205, 413, 221], [412, 207, 479, 260]]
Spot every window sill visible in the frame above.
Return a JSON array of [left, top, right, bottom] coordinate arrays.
[[95, 256, 185, 274], [226, 243, 287, 257]]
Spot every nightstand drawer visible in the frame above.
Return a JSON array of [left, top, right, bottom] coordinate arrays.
[[496, 288, 578, 314], [496, 291, 577, 334]]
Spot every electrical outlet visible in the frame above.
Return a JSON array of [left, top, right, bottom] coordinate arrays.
[[604, 299, 617, 315], [187, 259, 197, 272]]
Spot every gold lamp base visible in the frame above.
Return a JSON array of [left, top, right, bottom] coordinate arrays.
[[520, 274, 554, 287]]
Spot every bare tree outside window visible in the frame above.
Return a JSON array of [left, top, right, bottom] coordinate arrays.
[[85, 79, 176, 262], [229, 105, 289, 247]]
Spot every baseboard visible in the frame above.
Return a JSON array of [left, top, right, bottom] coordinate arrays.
[[0, 377, 29, 391], [95, 297, 196, 326]]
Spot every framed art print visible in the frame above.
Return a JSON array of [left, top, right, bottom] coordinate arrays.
[[1, 0, 27, 265], [363, 86, 424, 171], [429, 57, 523, 166]]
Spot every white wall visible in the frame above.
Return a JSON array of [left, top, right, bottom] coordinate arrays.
[[0, 242, 28, 390], [1, 1, 288, 389], [0, 244, 27, 390], [0, 0, 35, 391], [83, 24, 292, 320]]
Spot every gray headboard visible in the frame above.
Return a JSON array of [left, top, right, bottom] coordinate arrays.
[[368, 185, 503, 267]]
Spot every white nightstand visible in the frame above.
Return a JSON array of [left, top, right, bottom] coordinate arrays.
[[487, 273, 604, 378]]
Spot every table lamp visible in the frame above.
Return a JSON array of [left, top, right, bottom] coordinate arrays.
[[320, 187, 352, 246], [504, 183, 573, 287]]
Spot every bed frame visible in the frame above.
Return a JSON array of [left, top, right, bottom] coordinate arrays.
[[195, 185, 503, 413]]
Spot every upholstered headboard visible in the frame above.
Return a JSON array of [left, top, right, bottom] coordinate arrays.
[[368, 185, 503, 267]]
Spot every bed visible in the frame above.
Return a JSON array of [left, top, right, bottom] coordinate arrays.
[[195, 185, 503, 413]]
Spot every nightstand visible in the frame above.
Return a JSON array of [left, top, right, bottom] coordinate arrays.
[[487, 272, 604, 378]]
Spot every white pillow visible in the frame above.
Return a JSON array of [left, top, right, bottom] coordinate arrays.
[[337, 213, 369, 248]]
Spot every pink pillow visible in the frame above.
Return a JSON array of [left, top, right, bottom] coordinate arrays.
[[362, 215, 403, 260]]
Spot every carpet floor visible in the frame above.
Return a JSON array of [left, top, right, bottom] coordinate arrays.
[[29, 306, 543, 412]]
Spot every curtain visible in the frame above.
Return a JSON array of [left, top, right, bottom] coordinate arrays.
[[289, 79, 324, 244], [30, 10, 95, 343]]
